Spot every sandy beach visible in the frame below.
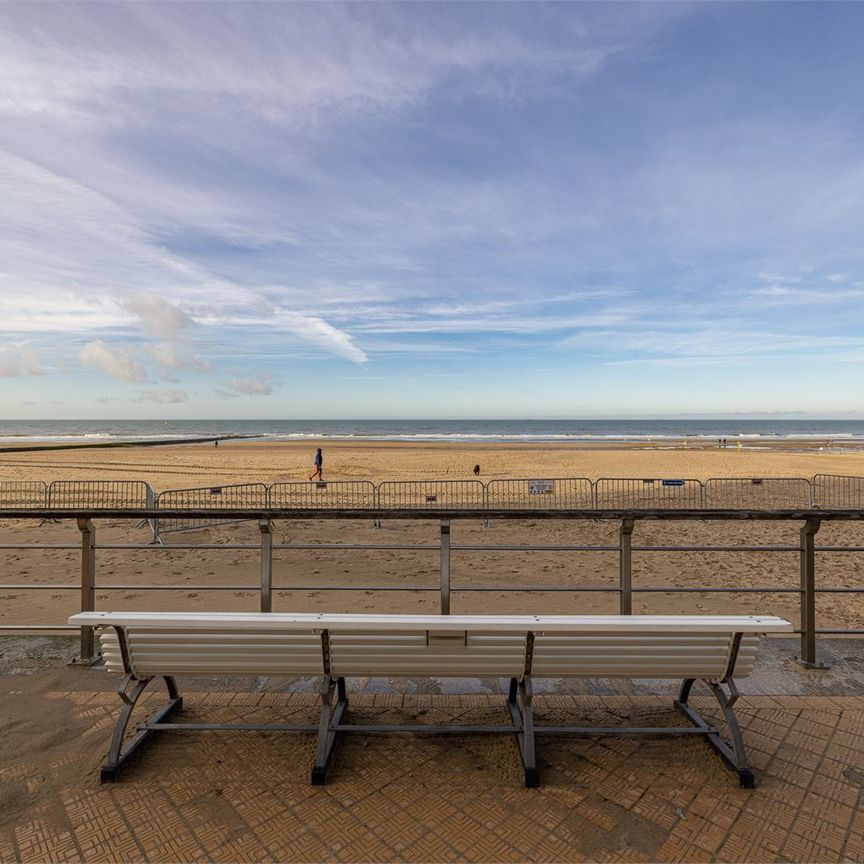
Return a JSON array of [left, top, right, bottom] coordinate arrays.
[[0, 440, 862, 632], [3, 437, 864, 488]]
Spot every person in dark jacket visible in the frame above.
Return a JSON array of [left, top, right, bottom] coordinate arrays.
[[309, 448, 323, 481]]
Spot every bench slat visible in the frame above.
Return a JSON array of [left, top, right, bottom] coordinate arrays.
[[72, 611, 793, 634]]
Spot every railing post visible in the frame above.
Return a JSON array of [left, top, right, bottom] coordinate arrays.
[[259, 519, 273, 613], [71, 517, 98, 665], [440, 519, 451, 614], [619, 518, 635, 615], [798, 517, 825, 668]]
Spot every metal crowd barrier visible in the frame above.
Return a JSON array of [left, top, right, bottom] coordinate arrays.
[[376, 480, 486, 510], [704, 477, 813, 510], [0, 481, 48, 508], [5, 474, 861, 517], [813, 473, 864, 509], [270, 480, 376, 509], [47, 480, 154, 509], [154, 483, 268, 541], [595, 478, 704, 509], [485, 478, 594, 510]]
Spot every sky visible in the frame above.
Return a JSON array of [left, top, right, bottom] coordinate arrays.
[[1, 1, 863, 420]]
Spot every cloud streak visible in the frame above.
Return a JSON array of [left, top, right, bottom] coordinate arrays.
[[0, 3, 863, 414], [216, 373, 277, 398], [80, 341, 147, 383]]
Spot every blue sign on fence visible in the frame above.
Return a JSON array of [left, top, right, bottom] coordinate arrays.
[[662, 480, 685, 487]]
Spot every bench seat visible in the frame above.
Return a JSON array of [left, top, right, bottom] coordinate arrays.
[[70, 612, 792, 787]]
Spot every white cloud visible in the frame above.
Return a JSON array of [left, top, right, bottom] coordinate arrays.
[[0, 345, 44, 377], [79, 340, 147, 382], [123, 294, 194, 340], [217, 373, 276, 398], [145, 341, 209, 373], [133, 388, 190, 404], [352, 313, 628, 336], [275, 310, 368, 364]]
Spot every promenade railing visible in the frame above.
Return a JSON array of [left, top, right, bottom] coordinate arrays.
[[0, 505, 862, 670]]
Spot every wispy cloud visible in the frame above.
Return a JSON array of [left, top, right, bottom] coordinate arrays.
[[216, 373, 276, 398], [0, 344, 44, 377], [0, 3, 863, 415], [80, 341, 147, 383], [133, 388, 190, 404]]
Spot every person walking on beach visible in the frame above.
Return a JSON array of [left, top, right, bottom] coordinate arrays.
[[309, 447, 323, 481]]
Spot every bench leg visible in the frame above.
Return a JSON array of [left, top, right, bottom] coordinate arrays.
[[101, 676, 183, 783], [311, 677, 348, 785], [506, 677, 538, 788], [675, 678, 754, 788]]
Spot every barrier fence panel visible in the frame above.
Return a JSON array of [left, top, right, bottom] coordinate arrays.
[[47, 480, 154, 509], [376, 480, 486, 510], [485, 477, 594, 510], [269, 481, 377, 509], [814, 474, 864, 509], [156, 483, 268, 536], [705, 478, 813, 510], [595, 478, 704, 509], [0, 481, 48, 508]]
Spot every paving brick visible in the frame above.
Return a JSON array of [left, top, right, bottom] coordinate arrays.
[[4, 688, 864, 863]]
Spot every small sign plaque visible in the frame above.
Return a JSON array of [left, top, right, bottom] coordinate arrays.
[[209, 487, 223, 495], [662, 480, 685, 487], [425, 494, 438, 503], [528, 479, 555, 495]]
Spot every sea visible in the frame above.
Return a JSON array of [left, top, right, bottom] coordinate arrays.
[[1, 418, 864, 445]]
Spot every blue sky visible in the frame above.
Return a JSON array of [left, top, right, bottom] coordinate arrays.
[[1, 1, 863, 419]]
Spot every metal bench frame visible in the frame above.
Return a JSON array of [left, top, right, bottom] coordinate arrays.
[[98, 624, 755, 788]]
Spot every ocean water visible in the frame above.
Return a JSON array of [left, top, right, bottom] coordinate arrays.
[[1, 418, 864, 444]]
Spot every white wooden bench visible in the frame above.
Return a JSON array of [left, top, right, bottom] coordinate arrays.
[[69, 612, 792, 787]]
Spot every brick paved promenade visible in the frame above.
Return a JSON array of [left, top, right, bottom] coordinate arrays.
[[1, 639, 862, 863]]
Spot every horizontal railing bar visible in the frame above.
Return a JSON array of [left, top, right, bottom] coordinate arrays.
[[273, 544, 439, 551], [96, 544, 258, 550], [448, 586, 619, 592], [457, 545, 800, 553], [2, 508, 864, 520], [630, 587, 800, 594], [450, 586, 793, 593], [273, 586, 438, 592], [1, 582, 860, 594], [0, 545, 80, 550], [0, 625, 78, 630], [816, 628, 864, 635], [455, 545, 619, 552], [632, 545, 800, 552], [2, 541, 859, 553], [0, 585, 80, 590], [94, 585, 255, 591], [88, 584, 439, 592]]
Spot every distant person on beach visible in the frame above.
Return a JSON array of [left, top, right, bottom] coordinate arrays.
[[309, 447, 323, 481], [473, 464, 480, 476], [214, 440, 218, 448]]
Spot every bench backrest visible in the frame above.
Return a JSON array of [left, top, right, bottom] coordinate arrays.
[[82, 612, 790, 683]]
